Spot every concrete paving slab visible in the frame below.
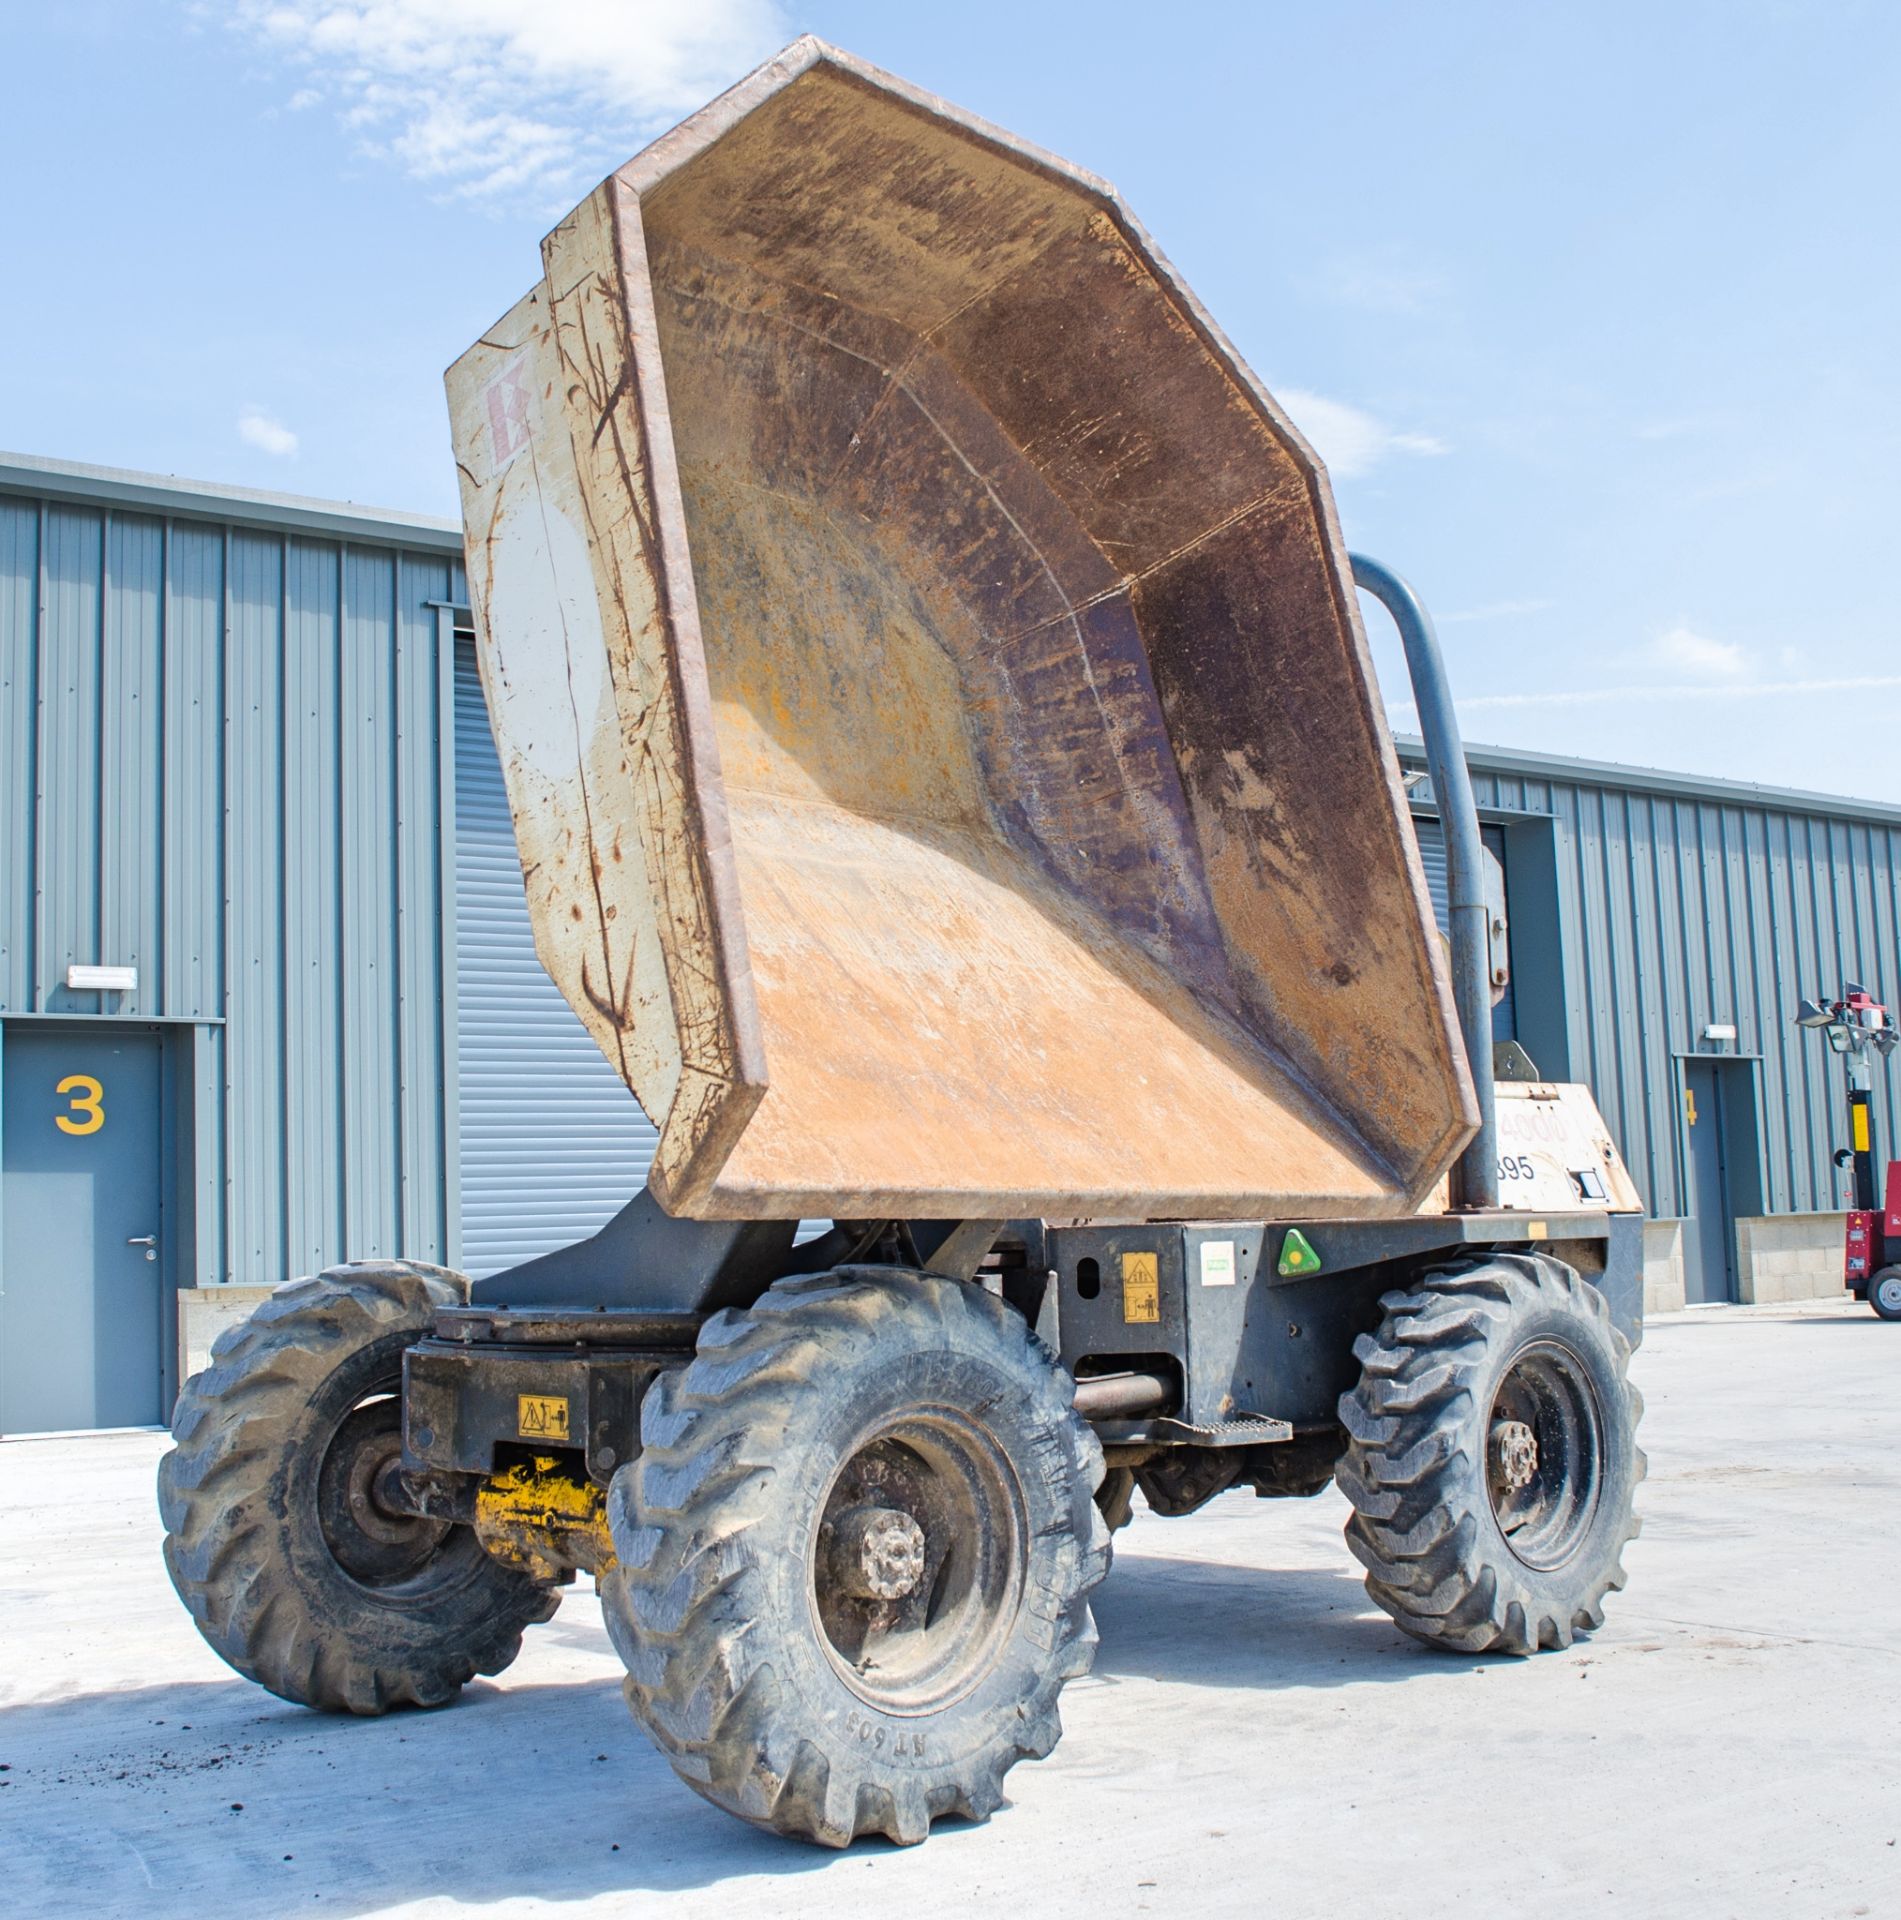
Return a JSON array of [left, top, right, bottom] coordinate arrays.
[[2, 1300, 1898, 1919]]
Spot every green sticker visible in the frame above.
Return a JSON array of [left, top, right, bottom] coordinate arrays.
[[1277, 1228, 1322, 1276]]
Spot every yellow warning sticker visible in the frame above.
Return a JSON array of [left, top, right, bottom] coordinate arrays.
[[1854, 1104, 1871, 1152], [1121, 1251, 1160, 1324], [517, 1394, 570, 1442]]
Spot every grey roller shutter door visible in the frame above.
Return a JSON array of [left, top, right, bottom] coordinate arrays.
[[1412, 812, 1452, 926], [1409, 814, 1516, 1043], [454, 641, 657, 1276]]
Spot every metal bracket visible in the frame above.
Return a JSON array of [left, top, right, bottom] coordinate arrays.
[[910, 1219, 1005, 1282], [470, 1187, 798, 1312]]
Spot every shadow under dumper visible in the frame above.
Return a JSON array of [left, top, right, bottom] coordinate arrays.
[[0, 1550, 1455, 1914]]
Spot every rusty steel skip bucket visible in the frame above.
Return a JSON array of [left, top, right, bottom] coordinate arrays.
[[446, 38, 1477, 1224]]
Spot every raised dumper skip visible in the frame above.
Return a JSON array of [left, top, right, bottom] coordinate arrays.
[[159, 38, 1646, 1849]]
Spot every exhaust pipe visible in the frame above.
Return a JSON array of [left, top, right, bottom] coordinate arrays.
[[1072, 1371, 1174, 1420]]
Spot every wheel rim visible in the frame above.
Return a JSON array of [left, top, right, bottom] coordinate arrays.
[[1485, 1339, 1605, 1571], [315, 1390, 453, 1586], [1873, 1272, 1901, 1315], [809, 1407, 1027, 1715]]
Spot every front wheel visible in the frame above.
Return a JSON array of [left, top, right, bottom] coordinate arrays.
[[1869, 1268, 1901, 1320], [602, 1269, 1108, 1847], [1335, 1251, 1644, 1655], [159, 1261, 560, 1713]]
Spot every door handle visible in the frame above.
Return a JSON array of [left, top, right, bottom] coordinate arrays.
[[128, 1234, 158, 1262]]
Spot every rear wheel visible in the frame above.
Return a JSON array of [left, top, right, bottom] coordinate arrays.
[[1869, 1268, 1901, 1320], [159, 1261, 559, 1712], [602, 1268, 1108, 1847], [1335, 1251, 1644, 1655]]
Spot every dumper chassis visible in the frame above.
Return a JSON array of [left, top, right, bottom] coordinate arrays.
[[163, 1193, 1645, 1846], [160, 39, 1647, 1850]]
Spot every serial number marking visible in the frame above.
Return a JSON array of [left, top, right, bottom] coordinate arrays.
[[844, 1708, 926, 1757]]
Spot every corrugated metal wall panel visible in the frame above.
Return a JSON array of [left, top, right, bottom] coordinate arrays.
[[453, 639, 657, 1277], [1616, 794, 1661, 1207], [1598, 789, 1647, 1199], [398, 558, 455, 1257], [0, 484, 459, 1289], [1, 502, 38, 1008], [282, 540, 344, 1271], [340, 547, 401, 1258], [38, 509, 103, 1003], [226, 530, 287, 1276], [100, 516, 163, 1012], [163, 524, 225, 1018]]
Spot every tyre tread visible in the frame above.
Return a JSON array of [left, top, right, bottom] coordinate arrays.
[[159, 1261, 557, 1714], [603, 1269, 1104, 1847], [1334, 1251, 1644, 1657]]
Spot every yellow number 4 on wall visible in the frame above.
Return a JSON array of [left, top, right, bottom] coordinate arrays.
[[55, 1074, 105, 1136]]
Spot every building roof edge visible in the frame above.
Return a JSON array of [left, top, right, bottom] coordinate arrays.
[[0, 450, 465, 554], [1394, 731, 1901, 830]]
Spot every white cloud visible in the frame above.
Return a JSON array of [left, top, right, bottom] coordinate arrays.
[[1306, 253, 1447, 317], [226, 0, 789, 203], [1276, 389, 1447, 481], [1650, 622, 1749, 679], [1438, 598, 1554, 625], [238, 407, 299, 457]]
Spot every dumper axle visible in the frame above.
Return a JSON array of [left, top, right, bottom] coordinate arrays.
[[379, 1208, 1643, 1585]]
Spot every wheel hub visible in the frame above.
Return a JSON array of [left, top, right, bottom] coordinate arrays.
[[810, 1412, 1027, 1715], [1489, 1418, 1539, 1493], [1485, 1339, 1605, 1571], [317, 1397, 452, 1585], [827, 1504, 927, 1601], [346, 1433, 420, 1547]]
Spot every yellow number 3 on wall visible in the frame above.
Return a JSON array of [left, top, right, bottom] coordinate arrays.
[[55, 1074, 105, 1136]]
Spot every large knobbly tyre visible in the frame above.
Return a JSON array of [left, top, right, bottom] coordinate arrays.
[[159, 1261, 559, 1713], [1335, 1251, 1644, 1656], [602, 1268, 1109, 1848]]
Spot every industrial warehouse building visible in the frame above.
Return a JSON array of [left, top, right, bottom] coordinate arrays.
[[3, 451, 1898, 1431]]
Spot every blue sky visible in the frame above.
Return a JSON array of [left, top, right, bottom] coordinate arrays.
[[4, 2, 1897, 798]]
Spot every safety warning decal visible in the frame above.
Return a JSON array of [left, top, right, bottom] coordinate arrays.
[[517, 1394, 571, 1442], [1121, 1251, 1160, 1324]]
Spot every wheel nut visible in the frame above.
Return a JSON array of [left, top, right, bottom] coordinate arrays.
[[1490, 1419, 1538, 1492], [827, 1505, 926, 1602]]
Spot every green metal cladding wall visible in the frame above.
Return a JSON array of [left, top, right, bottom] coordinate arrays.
[[1428, 746, 1901, 1223], [0, 480, 467, 1286]]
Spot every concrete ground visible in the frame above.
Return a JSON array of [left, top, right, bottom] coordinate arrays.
[[2, 1300, 1897, 1920]]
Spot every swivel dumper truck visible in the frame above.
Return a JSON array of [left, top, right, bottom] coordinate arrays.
[[160, 39, 1647, 1848]]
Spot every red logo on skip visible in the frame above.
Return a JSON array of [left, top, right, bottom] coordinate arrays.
[[484, 357, 532, 469]]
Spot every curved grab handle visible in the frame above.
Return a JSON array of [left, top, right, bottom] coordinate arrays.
[[1349, 553, 1498, 1211]]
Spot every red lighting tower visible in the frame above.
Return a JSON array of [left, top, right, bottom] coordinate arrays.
[[1793, 984, 1901, 1318]]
